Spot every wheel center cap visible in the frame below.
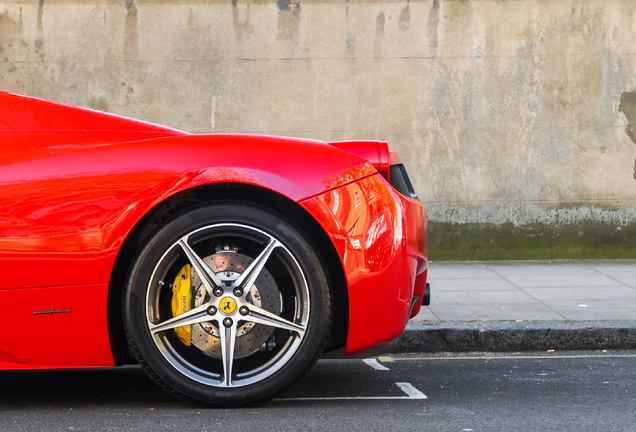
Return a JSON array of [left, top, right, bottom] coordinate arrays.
[[219, 297, 237, 315]]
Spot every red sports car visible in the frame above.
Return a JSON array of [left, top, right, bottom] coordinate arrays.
[[0, 91, 429, 405]]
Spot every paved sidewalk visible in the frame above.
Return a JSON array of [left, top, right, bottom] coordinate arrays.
[[396, 261, 636, 352]]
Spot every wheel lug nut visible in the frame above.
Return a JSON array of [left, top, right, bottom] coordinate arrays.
[[207, 306, 217, 316], [239, 306, 249, 316], [213, 287, 223, 297], [223, 317, 233, 327], [233, 288, 243, 297]]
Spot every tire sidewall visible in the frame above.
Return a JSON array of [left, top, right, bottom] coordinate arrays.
[[125, 203, 331, 405]]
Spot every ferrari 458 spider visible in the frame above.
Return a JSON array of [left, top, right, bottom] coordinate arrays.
[[0, 91, 429, 405]]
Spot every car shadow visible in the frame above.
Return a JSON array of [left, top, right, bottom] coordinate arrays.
[[0, 366, 181, 408], [0, 359, 398, 408]]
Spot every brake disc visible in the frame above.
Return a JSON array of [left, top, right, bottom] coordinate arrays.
[[189, 252, 280, 359]]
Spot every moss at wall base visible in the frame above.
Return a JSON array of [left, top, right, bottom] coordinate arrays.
[[429, 222, 636, 261]]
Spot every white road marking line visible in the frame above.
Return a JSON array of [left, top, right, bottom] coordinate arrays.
[[396, 382, 428, 400], [383, 353, 636, 361], [276, 382, 428, 401], [276, 396, 422, 401], [363, 358, 390, 371]]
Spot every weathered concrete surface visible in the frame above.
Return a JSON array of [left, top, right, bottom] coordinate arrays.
[[2, 0, 636, 258]]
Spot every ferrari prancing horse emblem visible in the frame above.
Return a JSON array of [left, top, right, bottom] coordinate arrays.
[[220, 297, 237, 315]]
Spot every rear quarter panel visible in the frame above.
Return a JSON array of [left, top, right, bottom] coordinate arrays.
[[0, 133, 375, 289], [301, 174, 428, 354]]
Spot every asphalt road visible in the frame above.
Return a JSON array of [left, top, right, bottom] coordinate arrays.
[[1, 351, 634, 431]]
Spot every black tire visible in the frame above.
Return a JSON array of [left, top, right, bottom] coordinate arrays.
[[124, 202, 332, 405]]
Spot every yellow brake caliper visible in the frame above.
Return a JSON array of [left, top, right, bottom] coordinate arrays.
[[171, 264, 193, 346]]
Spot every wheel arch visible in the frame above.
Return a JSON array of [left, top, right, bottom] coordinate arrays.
[[107, 183, 349, 364]]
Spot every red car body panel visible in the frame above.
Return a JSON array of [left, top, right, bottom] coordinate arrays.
[[0, 91, 185, 134], [0, 284, 113, 369], [301, 175, 428, 354], [1, 133, 376, 289], [0, 91, 428, 369]]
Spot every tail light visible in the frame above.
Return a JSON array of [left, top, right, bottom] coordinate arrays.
[[328, 140, 418, 199], [328, 140, 391, 180]]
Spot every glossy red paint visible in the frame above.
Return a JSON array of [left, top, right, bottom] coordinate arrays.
[[329, 141, 391, 180], [300, 174, 428, 354], [0, 284, 114, 369], [0, 133, 376, 290], [0, 92, 428, 369], [0, 91, 184, 134]]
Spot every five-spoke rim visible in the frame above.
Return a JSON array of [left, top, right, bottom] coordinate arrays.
[[145, 223, 310, 388]]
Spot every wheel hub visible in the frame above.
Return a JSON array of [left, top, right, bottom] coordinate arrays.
[[189, 252, 280, 359], [219, 297, 237, 315]]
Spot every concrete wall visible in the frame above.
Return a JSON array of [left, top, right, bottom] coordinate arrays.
[[2, 0, 636, 258]]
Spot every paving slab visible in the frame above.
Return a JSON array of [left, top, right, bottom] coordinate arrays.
[[396, 261, 636, 353]]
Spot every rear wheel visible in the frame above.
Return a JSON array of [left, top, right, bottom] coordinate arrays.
[[124, 203, 332, 405]]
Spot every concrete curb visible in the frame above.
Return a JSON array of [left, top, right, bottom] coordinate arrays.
[[393, 320, 636, 353]]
